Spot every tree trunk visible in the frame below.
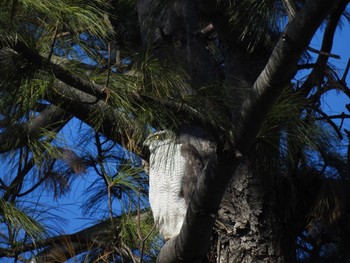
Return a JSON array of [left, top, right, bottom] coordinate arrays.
[[215, 158, 296, 263], [137, 0, 220, 87], [136, 1, 337, 262]]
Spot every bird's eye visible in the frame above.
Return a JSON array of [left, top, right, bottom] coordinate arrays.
[[154, 135, 160, 140]]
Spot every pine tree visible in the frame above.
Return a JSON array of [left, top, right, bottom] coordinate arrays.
[[1, 0, 350, 262]]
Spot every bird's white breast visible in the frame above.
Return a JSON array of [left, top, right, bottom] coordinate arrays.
[[148, 142, 187, 239]]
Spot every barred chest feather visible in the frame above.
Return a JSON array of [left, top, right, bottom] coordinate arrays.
[[148, 143, 188, 240]]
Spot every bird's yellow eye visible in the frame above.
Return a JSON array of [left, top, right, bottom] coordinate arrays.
[[154, 135, 160, 140]]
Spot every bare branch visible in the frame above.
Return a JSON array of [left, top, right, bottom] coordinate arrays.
[[315, 113, 350, 121], [314, 109, 344, 140], [297, 0, 349, 98], [307, 46, 341, 59], [297, 63, 317, 70]]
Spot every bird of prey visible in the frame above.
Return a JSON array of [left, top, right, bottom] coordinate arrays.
[[144, 128, 215, 240]]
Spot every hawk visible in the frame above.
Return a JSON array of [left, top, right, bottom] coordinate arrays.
[[144, 128, 215, 240]]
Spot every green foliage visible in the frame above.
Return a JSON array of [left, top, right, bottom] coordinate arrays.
[[0, 0, 349, 261], [224, 0, 285, 52], [119, 211, 158, 254], [0, 199, 45, 239], [18, 0, 111, 38], [132, 51, 190, 98]]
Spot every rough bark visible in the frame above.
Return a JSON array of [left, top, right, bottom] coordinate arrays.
[[216, 159, 296, 263]]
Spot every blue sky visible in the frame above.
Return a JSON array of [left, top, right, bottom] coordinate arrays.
[[318, 22, 350, 130]]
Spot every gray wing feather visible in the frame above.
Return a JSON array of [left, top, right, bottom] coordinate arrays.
[[180, 143, 204, 205]]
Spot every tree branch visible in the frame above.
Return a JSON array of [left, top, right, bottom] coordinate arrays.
[[11, 41, 107, 100], [157, 0, 337, 262], [315, 113, 350, 121], [47, 80, 131, 147], [47, 80, 226, 155], [0, 216, 134, 262], [314, 109, 344, 140], [341, 58, 350, 83], [297, 0, 349, 98], [0, 105, 70, 154], [234, 0, 336, 153]]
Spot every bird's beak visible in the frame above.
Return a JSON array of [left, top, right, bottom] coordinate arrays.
[[143, 138, 149, 147]]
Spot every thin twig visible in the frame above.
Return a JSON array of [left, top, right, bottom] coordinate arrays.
[[95, 132, 115, 223], [136, 190, 142, 240], [140, 223, 157, 263], [136, 189, 157, 263], [315, 113, 350, 121], [108, 184, 114, 224], [106, 42, 112, 89], [121, 243, 139, 263], [341, 58, 350, 83], [297, 63, 316, 70], [307, 46, 341, 59], [8, 0, 18, 32], [315, 109, 344, 139], [48, 20, 60, 62], [116, 49, 121, 66]]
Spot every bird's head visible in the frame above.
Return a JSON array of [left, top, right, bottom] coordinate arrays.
[[143, 130, 176, 152]]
